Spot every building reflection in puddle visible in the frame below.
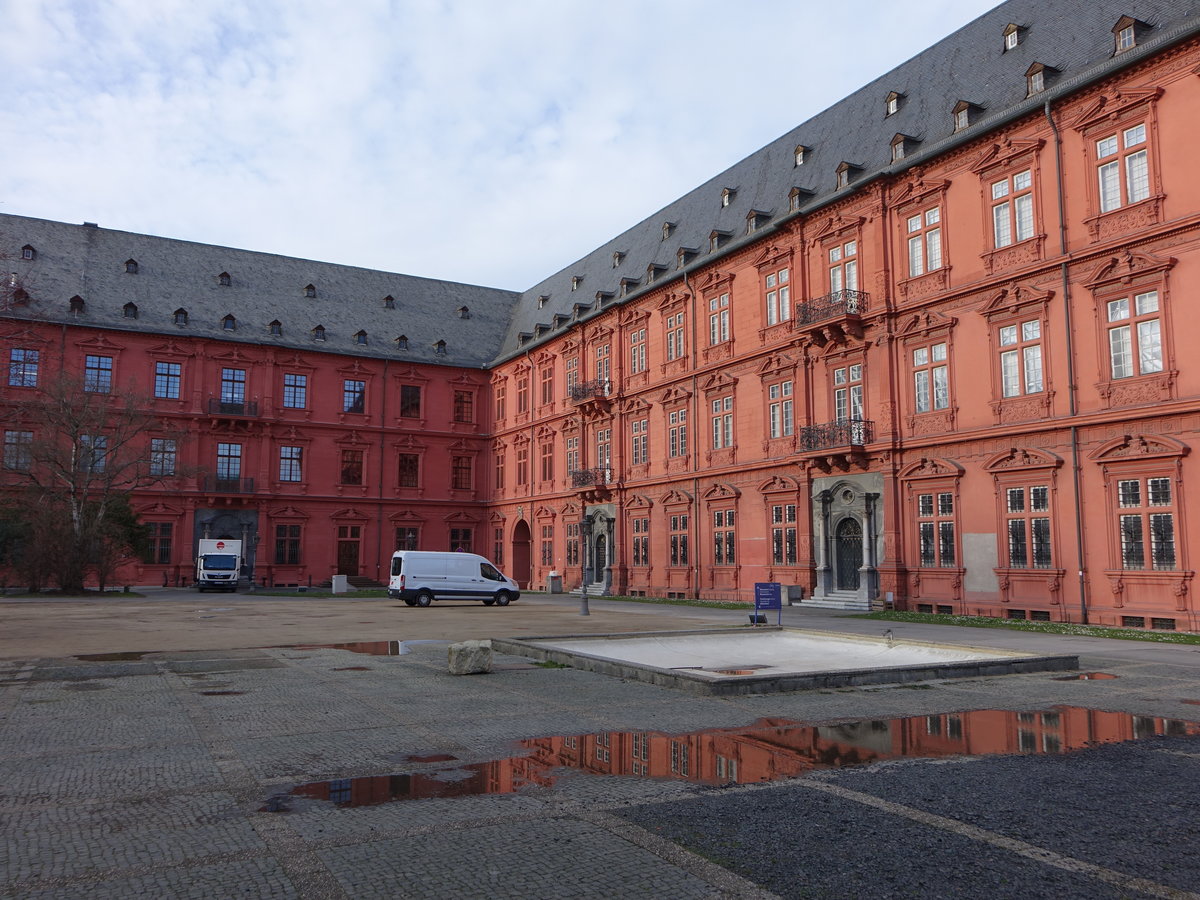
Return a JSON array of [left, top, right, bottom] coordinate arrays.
[[287, 706, 1197, 808]]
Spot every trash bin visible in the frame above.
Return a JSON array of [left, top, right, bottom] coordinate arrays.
[[546, 571, 563, 593]]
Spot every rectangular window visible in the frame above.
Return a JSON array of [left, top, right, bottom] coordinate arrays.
[[216, 442, 241, 483], [9, 348, 39, 387], [906, 207, 943, 276], [916, 491, 956, 567], [1006, 485, 1052, 568], [494, 382, 506, 420], [1118, 477, 1175, 570], [275, 524, 301, 565], [565, 521, 579, 567], [566, 435, 579, 475], [666, 313, 685, 361], [833, 364, 864, 421], [516, 446, 529, 486], [450, 528, 473, 553], [991, 171, 1033, 248], [3, 430, 33, 471], [1097, 124, 1149, 213], [596, 428, 611, 480], [340, 449, 364, 485], [668, 409, 688, 458], [631, 418, 648, 465], [150, 438, 177, 477], [453, 390, 474, 423], [154, 362, 181, 399], [84, 355, 113, 393], [279, 445, 302, 482], [670, 514, 689, 567], [1107, 291, 1162, 379], [143, 522, 173, 565], [710, 293, 731, 343], [400, 385, 422, 418], [629, 328, 647, 374], [516, 375, 529, 413], [220, 368, 246, 408], [765, 270, 790, 326], [493, 451, 505, 491], [595, 344, 611, 386], [540, 441, 554, 483], [713, 510, 736, 566], [998, 319, 1043, 397], [829, 240, 858, 292], [395, 527, 419, 551], [282, 373, 307, 409], [710, 396, 734, 449], [398, 453, 419, 488], [343, 379, 365, 414], [493, 526, 504, 564], [912, 343, 949, 413], [541, 524, 554, 566], [769, 381, 794, 438], [451, 456, 473, 490], [565, 358, 579, 396], [771, 504, 797, 566]]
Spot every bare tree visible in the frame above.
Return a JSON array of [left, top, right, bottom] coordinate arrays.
[[1, 372, 181, 592]]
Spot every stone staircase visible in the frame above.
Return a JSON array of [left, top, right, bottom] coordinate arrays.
[[798, 591, 873, 611]]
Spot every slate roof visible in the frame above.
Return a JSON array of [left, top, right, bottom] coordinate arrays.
[[499, 0, 1200, 362], [0, 214, 521, 369]]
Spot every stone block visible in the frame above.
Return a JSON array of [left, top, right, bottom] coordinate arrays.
[[448, 639, 493, 675]]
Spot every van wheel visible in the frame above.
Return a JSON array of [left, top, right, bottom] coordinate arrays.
[[482, 598, 495, 606], [415, 590, 434, 608], [494, 591, 513, 607]]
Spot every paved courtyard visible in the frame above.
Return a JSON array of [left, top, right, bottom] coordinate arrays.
[[2, 590, 1199, 899]]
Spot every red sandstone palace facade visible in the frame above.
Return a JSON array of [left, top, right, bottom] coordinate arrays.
[[5, 0, 1200, 630]]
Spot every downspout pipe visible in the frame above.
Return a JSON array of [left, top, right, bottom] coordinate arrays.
[[1045, 98, 1089, 625], [684, 268, 701, 600]]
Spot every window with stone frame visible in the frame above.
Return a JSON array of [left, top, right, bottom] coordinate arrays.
[[540, 440, 554, 483], [453, 389, 475, 423], [340, 449, 364, 485], [764, 267, 790, 327], [669, 514, 689, 567], [906, 207, 943, 276], [1105, 290, 1163, 381], [493, 450, 505, 491], [342, 379, 365, 414], [915, 490, 957, 567], [629, 327, 647, 374], [710, 396, 734, 449], [398, 452, 419, 488], [142, 522, 173, 565], [275, 524, 301, 565], [828, 241, 858, 293], [516, 372, 530, 413], [395, 527, 419, 551], [1117, 476, 1177, 571], [833, 363, 864, 422], [1096, 123, 1150, 214], [631, 418, 648, 465], [712, 509, 736, 566], [1005, 485, 1053, 568], [449, 527, 473, 553], [709, 292, 731, 344], [541, 525, 554, 566], [278, 445, 303, 482], [154, 361, 181, 399], [492, 526, 503, 564], [516, 445, 529, 486], [281, 373, 307, 409], [84, 354, 113, 393], [666, 312, 685, 361], [8, 348, 39, 388], [991, 170, 1034, 248], [668, 408, 687, 458], [565, 521, 580, 567], [399, 384, 422, 418], [540, 364, 555, 405], [4, 430, 33, 471], [150, 438, 177, 477], [451, 456, 473, 491], [768, 380, 794, 438], [632, 516, 649, 566], [565, 435, 580, 476], [771, 503, 797, 566], [494, 380, 506, 420], [565, 357, 579, 396], [595, 343, 611, 386], [912, 342, 950, 413], [997, 319, 1044, 398]]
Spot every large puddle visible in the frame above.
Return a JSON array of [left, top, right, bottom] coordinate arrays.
[[284, 707, 1197, 809]]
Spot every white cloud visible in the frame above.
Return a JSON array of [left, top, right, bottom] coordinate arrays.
[[0, 0, 1000, 289]]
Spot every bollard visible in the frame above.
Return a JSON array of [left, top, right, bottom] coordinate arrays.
[[580, 582, 590, 616]]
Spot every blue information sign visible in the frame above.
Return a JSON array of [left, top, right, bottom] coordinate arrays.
[[753, 582, 783, 625]]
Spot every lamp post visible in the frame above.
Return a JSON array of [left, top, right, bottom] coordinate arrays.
[[579, 514, 592, 616]]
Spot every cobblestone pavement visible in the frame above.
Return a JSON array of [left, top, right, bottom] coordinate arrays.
[[3, 594, 1200, 898]]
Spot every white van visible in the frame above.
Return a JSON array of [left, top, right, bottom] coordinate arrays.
[[387, 550, 521, 607]]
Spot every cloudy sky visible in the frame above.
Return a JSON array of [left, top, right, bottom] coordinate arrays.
[[2, 0, 1001, 291]]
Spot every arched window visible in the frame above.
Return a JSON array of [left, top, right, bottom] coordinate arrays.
[[312, 325, 326, 341], [268, 320, 282, 336], [174, 308, 189, 325], [125, 259, 139, 274], [123, 302, 138, 319], [355, 330, 368, 345], [69, 295, 85, 315]]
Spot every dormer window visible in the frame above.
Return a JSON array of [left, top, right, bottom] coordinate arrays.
[[21, 245, 35, 260], [269, 320, 282, 336], [383, 295, 395, 309], [312, 325, 326, 341], [709, 230, 731, 252], [395, 335, 409, 349], [1025, 62, 1056, 96], [537, 295, 548, 308], [646, 263, 667, 283], [174, 308, 188, 325], [595, 290, 614, 305], [619, 277, 639, 297], [304, 284, 316, 298], [122, 302, 138, 319], [1113, 16, 1148, 53], [677, 247, 698, 269], [355, 330, 368, 345], [124, 259, 138, 274], [222, 314, 237, 330], [1003, 23, 1022, 50], [794, 145, 807, 166], [721, 187, 736, 207], [662, 222, 674, 240], [435, 340, 446, 354], [571, 275, 582, 291], [746, 210, 770, 234], [953, 100, 981, 132], [836, 161, 858, 190], [457, 305, 470, 319], [69, 295, 85, 315], [218, 272, 231, 286], [885, 91, 903, 116], [612, 251, 625, 268], [789, 187, 813, 212], [891, 134, 919, 162]]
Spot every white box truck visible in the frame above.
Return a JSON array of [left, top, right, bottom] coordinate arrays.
[[195, 539, 243, 592], [388, 550, 520, 607]]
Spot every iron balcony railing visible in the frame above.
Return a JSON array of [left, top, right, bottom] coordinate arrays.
[[569, 379, 612, 402], [202, 475, 256, 493], [570, 467, 613, 488], [798, 418, 873, 451], [795, 289, 869, 325], [207, 398, 260, 417]]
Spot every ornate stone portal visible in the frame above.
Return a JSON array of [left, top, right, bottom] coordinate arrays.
[[810, 474, 882, 609]]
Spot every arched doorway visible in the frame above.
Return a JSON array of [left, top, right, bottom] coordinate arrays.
[[594, 533, 608, 577], [511, 520, 532, 589], [835, 518, 863, 591]]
